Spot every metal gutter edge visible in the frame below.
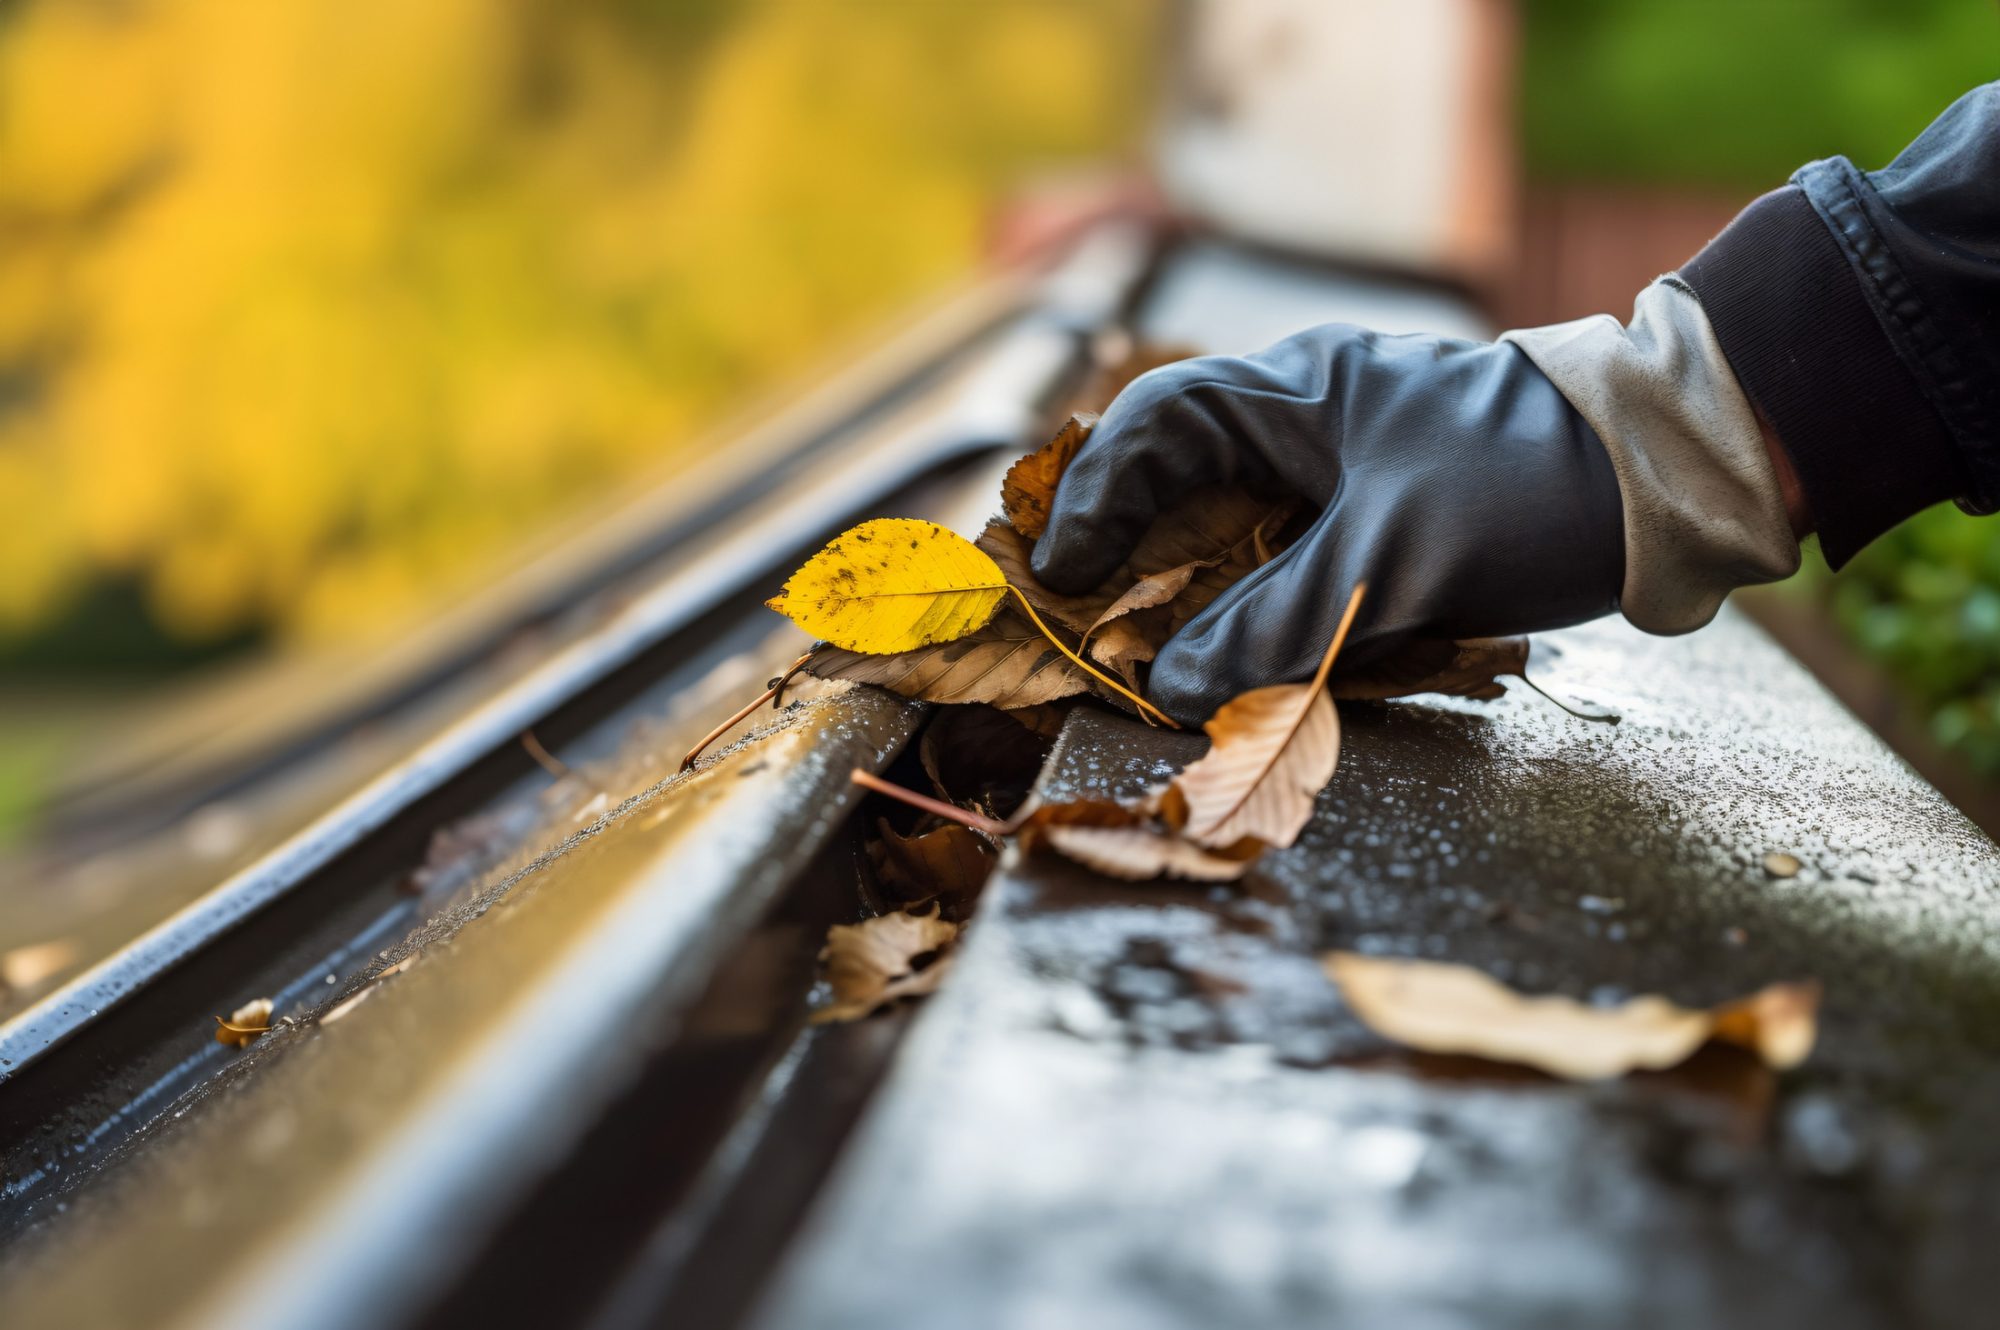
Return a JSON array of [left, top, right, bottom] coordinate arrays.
[[0, 223, 1153, 1083]]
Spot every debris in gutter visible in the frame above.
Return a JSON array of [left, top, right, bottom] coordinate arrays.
[[214, 997, 276, 1048], [811, 906, 959, 1025]]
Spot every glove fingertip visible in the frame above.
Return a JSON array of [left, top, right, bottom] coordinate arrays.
[[1030, 520, 1129, 595], [1143, 640, 1233, 727]]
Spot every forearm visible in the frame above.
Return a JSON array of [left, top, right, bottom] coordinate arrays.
[[1681, 83, 2000, 565], [1502, 82, 1997, 636]]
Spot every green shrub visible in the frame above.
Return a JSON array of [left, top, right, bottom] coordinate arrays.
[[1828, 507, 2000, 774]]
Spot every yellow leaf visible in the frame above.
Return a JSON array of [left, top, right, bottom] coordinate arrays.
[[767, 518, 1007, 655]]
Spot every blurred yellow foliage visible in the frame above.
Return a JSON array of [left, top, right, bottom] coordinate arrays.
[[0, 0, 1151, 647]]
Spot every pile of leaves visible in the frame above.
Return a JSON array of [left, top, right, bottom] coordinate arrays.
[[807, 705, 1045, 1024], [732, 405, 1542, 1024], [757, 406, 1541, 883], [724, 383, 1819, 1079], [782, 413, 1533, 719]]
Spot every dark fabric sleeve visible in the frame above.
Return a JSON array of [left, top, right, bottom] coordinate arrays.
[[1680, 82, 2000, 567]]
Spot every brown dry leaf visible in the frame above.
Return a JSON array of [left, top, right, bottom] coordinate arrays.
[[1083, 561, 1207, 641], [982, 481, 1293, 663], [1150, 503, 1298, 639], [869, 820, 997, 909], [1013, 797, 1258, 882], [1162, 686, 1339, 850], [1045, 498, 1297, 689], [1087, 614, 1166, 691], [807, 609, 1096, 708], [919, 703, 1051, 817], [1001, 703, 1070, 739], [214, 997, 276, 1049], [1010, 794, 1140, 834], [1040, 825, 1258, 882], [1710, 980, 1821, 1068], [1, 937, 78, 995], [1149, 584, 1364, 852], [1323, 953, 1820, 1080], [812, 907, 960, 1024], [976, 518, 1114, 636], [1330, 637, 1529, 702], [1002, 412, 1095, 539]]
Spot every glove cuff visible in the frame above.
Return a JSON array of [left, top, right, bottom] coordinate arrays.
[[1502, 280, 1800, 635]]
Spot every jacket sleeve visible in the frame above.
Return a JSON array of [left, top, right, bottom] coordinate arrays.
[[1679, 82, 2000, 567], [1502, 278, 1799, 634]]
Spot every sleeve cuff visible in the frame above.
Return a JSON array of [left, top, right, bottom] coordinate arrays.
[[1679, 185, 1964, 567], [1502, 280, 1800, 635]]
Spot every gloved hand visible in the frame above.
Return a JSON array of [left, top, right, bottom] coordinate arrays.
[[1030, 325, 1627, 724]]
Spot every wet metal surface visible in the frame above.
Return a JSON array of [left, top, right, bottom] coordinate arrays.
[[0, 235, 1119, 1250], [0, 686, 920, 1330], [755, 611, 2000, 1330], [0, 222, 1152, 1028]]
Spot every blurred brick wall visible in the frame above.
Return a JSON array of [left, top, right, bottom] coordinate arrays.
[[1496, 185, 1751, 327]]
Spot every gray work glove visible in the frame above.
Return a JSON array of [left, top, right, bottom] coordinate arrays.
[[1031, 325, 1627, 723]]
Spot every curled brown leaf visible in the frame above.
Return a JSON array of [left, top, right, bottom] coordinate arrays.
[[214, 997, 276, 1048], [1013, 796, 1258, 882], [812, 907, 960, 1024], [806, 610, 1097, 709], [869, 819, 997, 910], [1324, 953, 1820, 1080], [1082, 560, 1207, 642], [1158, 585, 1363, 851], [1039, 824, 1258, 881], [1002, 412, 1095, 539], [1163, 685, 1339, 851], [1709, 979, 1821, 1068]]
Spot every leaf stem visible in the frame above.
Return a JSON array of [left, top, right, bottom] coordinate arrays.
[[519, 729, 572, 781], [1005, 585, 1180, 729], [681, 651, 818, 770], [1309, 583, 1369, 697], [770, 651, 817, 708], [1516, 672, 1621, 725], [850, 768, 1008, 836]]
